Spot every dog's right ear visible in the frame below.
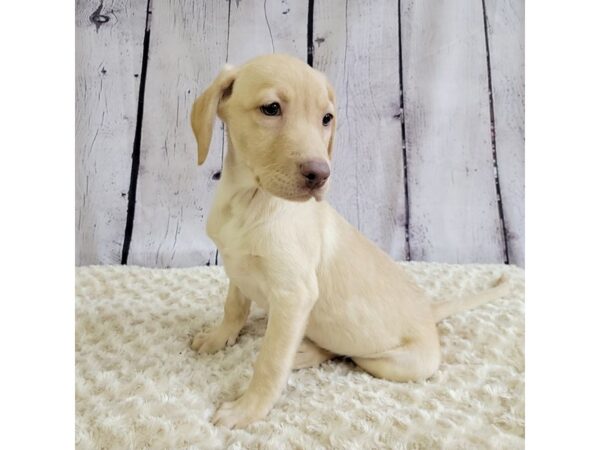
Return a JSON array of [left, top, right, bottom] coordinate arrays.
[[191, 64, 237, 165]]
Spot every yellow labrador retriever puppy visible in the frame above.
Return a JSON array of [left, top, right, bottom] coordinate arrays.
[[190, 54, 509, 428]]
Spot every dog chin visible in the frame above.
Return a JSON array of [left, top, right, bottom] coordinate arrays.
[[310, 190, 325, 202], [289, 191, 315, 202], [297, 189, 325, 202]]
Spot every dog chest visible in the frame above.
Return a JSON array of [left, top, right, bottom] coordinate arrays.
[[208, 204, 274, 309], [220, 252, 271, 310]]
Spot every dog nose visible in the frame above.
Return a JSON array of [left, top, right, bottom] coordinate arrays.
[[300, 160, 330, 189]]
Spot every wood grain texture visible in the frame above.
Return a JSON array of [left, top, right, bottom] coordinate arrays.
[[313, 0, 408, 259], [75, 0, 147, 265], [128, 0, 230, 267], [227, 0, 307, 64], [401, 0, 506, 263], [485, 0, 525, 266]]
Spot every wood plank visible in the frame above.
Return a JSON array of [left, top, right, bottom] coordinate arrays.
[[401, 0, 505, 263], [128, 0, 230, 267], [75, 0, 147, 265], [485, 0, 525, 266], [227, 0, 307, 64], [313, 0, 407, 259]]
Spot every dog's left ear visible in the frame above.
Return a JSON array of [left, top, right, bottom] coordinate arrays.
[[326, 80, 336, 159], [191, 64, 238, 165]]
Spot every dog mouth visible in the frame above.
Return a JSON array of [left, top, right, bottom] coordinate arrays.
[[256, 174, 328, 202], [288, 183, 327, 202], [261, 184, 327, 202]]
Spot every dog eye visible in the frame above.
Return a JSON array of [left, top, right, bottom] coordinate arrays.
[[260, 102, 281, 116], [322, 113, 334, 126]]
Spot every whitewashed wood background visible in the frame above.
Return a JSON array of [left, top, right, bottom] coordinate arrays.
[[75, 0, 524, 267]]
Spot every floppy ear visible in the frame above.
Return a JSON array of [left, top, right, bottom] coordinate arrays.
[[190, 65, 237, 165], [326, 80, 337, 159]]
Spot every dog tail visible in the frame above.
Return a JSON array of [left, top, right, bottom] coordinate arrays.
[[431, 274, 511, 323]]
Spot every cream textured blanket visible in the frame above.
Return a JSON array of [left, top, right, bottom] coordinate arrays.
[[75, 263, 524, 449]]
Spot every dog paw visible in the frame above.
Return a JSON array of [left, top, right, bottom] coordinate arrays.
[[191, 327, 239, 353], [211, 394, 270, 428]]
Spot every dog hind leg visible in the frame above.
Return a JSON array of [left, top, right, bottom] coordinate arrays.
[[293, 338, 335, 369]]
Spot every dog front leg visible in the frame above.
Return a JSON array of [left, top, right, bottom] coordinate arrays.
[[191, 284, 250, 353], [212, 296, 314, 428]]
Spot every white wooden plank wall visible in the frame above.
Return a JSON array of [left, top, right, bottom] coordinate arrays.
[[75, 0, 147, 265], [76, 0, 525, 267]]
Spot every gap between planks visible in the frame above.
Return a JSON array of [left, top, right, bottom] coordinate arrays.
[[482, 0, 510, 265], [121, 0, 153, 264]]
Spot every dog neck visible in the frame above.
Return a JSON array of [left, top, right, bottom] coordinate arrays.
[[221, 138, 259, 195]]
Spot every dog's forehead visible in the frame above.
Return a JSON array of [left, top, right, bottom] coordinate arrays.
[[236, 57, 327, 97]]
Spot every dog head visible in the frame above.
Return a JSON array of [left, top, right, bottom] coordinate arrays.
[[191, 54, 336, 201]]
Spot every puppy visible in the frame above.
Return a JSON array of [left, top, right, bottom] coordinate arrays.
[[190, 54, 509, 428]]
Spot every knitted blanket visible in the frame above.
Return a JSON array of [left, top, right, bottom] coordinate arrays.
[[75, 262, 524, 449]]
